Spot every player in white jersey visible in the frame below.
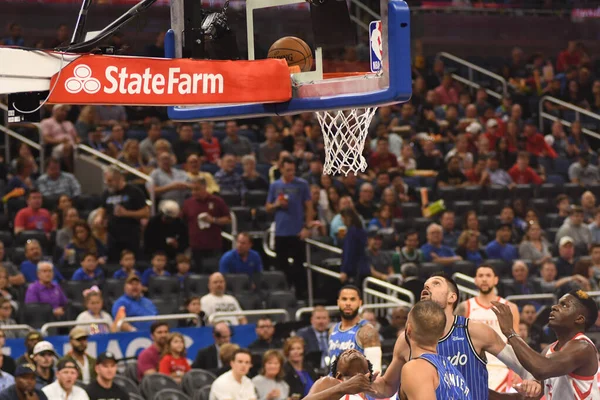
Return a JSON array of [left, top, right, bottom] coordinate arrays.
[[456, 264, 520, 392], [493, 289, 600, 400]]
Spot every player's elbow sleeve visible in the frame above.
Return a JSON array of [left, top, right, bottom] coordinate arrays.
[[364, 346, 382, 373]]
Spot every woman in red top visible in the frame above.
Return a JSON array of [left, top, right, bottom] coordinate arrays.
[[159, 332, 191, 383]]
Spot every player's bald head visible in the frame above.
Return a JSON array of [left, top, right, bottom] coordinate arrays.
[[407, 300, 447, 346]]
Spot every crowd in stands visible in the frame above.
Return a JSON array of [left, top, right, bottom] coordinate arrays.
[[1, 16, 600, 400]]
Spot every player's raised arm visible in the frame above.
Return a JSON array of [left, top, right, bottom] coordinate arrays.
[[368, 331, 409, 398], [304, 375, 372, 400], [399, 359, 437, 400], [356, 322, 382, 372]]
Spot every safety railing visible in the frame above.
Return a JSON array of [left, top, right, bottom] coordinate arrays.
[[76, 143, 156, 215], [116, 313, 198, 331], [295, 305, 340, 321], [207, 309, 290, 324], [41, 320, 110, 336], [0, 324, 34, 333], [451, 273, 479, 302], [0, 102, 45, 167], [220, 211, 238, 249], [363, 277, 415, 305], [437, 52, 508, 99], [505, 293, 557, 303], [587, 291, 600, 301], [349, 0, 380, 32], [305, 237, 342, 307], [295, 302, 405, 321], [538, 96, 600, 140]]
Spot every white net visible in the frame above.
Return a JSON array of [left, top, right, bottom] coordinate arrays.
[[316, 107, 378, 176]]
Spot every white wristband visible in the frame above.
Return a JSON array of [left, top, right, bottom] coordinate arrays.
[[364, 346, 382, 373]]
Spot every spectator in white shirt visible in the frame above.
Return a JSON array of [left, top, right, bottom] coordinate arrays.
[[42, 359, 89, 400], [200, 273, 247, 326], [210, 349, 257, 400]]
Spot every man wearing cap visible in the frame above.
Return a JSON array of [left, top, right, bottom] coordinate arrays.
[[42, 359, 89, 400], [0, 364, 48, 400], [556, 205, 593, 248], [556, 236, 579, 278], [569, 153, 600, 186], [366, 232, 393, 282], [483, 118, 501, 148], [58, 327, 96, 385], [31, 341, 58, 390], [16, 332, 42, 366], [111, 275, 157, 331], [85, 352, 129, 400], [143, 200, 188, 261], [485, 223, 519, 265]]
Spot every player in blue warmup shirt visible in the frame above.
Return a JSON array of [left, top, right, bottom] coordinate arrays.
[[400, 300, 471, 399], [370, 273, 541, 399]]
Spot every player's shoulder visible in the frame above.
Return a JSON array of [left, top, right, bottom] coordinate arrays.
[[403, 357, 437, 376], [309, 376, 340, 394]]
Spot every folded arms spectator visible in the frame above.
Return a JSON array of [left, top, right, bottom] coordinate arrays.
[[14, 190, 52, 235]]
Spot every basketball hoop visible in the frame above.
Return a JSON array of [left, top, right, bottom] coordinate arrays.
[[316, 107, 377, 176]]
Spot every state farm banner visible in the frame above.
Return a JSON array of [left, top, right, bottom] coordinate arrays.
[[48, 55, 292, 105]]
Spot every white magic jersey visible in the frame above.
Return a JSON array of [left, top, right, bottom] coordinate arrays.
[[544, 333, 600, 400], [466, 296, 511, 392]]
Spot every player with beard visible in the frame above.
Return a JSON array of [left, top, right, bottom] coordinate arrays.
[[369, 273, 540, 400], [456, 264, 520, 392], [328, 285, 382, 373], [492, 290, 600, 400]]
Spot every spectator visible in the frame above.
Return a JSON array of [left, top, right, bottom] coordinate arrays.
[[589, 208, 600, 243], [75, 106, 97, 141], [519, 303, 542, 351], [139, 123, 162, 162], [416, 139, 443, 171], [282, 337, 317, 398], [182, 178, 231, 272], [141, 251, 170, 288], [434, 73, 458, 105], [6, 157, 34, 200], [200, 273, 247, 326], [392, 230, 423, 270], [175, 255, 191, 288], [258, 125, 283, 165], [111, 275, 157, 331], [219, 232, 263, 279], [76, 288, 118, 334], [15, 332, 42, 366], [373, 172, 391, 204], [118, 140, 149, 175], [568, 121, 591, 156], [40, 105, 78, 167], [36, 158, 81, 199], [539, 260, 581, 295], [42, 359, 89, 399], [32, 341, 58, 390], [241, 155, 269, 191], [209, 349, 256, 400], [64, 220, 108, 268], [0, 364, 47, 400], [57, 327, 96, 385], [367, 232, 393, 281], [172, 123, 204, 164], [302, 158, 324, 187], [252, 350, 289, 400], [397, 263, 422, 306], [144, 200, 188, 260], [0, 241, 24, 288], [380, 187, 402, 220], [71, 253, 105, 282], [445, 134, 474, 171], [555, 205, 592, 247], [555, 236, 578, 278], [112, 250, 139, 280], [24, 261, 68, 319], [485, 224, 518, 265], [462, 210, 489, 244], [367, 204, 392, 233], [0, 348, 14, 391], [158, 332, 191, 384], [21, 241, 63, 284], [581, 191, 596, 223], [97, 167, 150, 262], [464, 157, 490, 186], [486, 153, 514, 188], [222, 121, 253, 159], [307, 185, 328, 237], [0, 300, 18, 339], [339, 207, 370, 286], [85, 352, 129, 400], [266, 157, 312, 297], [455, 230, 486, 267], [198, 122, 221, 164], [56, 207, 79, 249], [556, 41, 582, 72], [0, 270, 17, 312], [573, 259, 597, 291], [86, 127, 107, 154], [439, 210, 461, 248], [505, 260, 540, 297], [149, 151, 191, 207], [569, 153, 600, 186], [556, 194, 571, 221], [508, 152, 543, 185], [14, 190, 52, 235], [499, 205, 527, 242], [214, 343, 240, 377], [178, 295, 204, 327], [591, 244, 600, 282], [355, 183, 377, 221], [518, 221, 552, 267], [192, 321, 231, 372], [249, 318, 283, 351], [296, 307, 330, 365], [3, 23, 24, 46], [215, 154, 247, 196], [368, 137, 398, 173], [381, 306, 409, 340], [137, 322, 169, 380], [420, 223, 461, 265], [397, 143, 417, 172], [329, 196, 354, 245], [436, 155, 468, 188], [95, 105, 127, 129], [184, 154, 220, 194], [105, 124, 126, 159]]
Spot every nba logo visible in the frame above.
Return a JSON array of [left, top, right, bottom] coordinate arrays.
[[369, 20, 383, 73]]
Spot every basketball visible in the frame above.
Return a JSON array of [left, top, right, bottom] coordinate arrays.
[[267, 36, 313, 72]]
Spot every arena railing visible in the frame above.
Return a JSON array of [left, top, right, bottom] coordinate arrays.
[[587, 291, 600, 301], [363, 277, 415, 305], [538, 95, 600, 141], [207, 309, 290, 324], [0, 324, 34, 333], [451, 272, 479, 302], [75, 143, 156, 215], [40, 320, 111, 336], [293, 302, 406, 321], [116, 313, 199, 331], [349, 0, 380, 32], [0, 102, 45, 168], [220, 211, 238, 250], [436, 52, 508, 100]]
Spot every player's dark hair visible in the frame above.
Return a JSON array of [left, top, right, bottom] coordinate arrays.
[[569, 290, 599, 330], [476, 264, 498, 277], [338, 285, 361, 299], [430, 272, 460, 310], [330, 349, 373, 378]]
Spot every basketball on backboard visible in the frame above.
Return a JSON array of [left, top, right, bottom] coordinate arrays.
[[267, 36, 313, 72]]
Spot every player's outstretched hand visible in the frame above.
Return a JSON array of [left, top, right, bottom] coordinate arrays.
[[513, 380, 542, 398], [491, 301, 515, 336], [340, 372, 374, 394]]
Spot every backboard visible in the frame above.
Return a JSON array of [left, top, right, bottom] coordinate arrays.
[[167, 0, 412, 121]]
